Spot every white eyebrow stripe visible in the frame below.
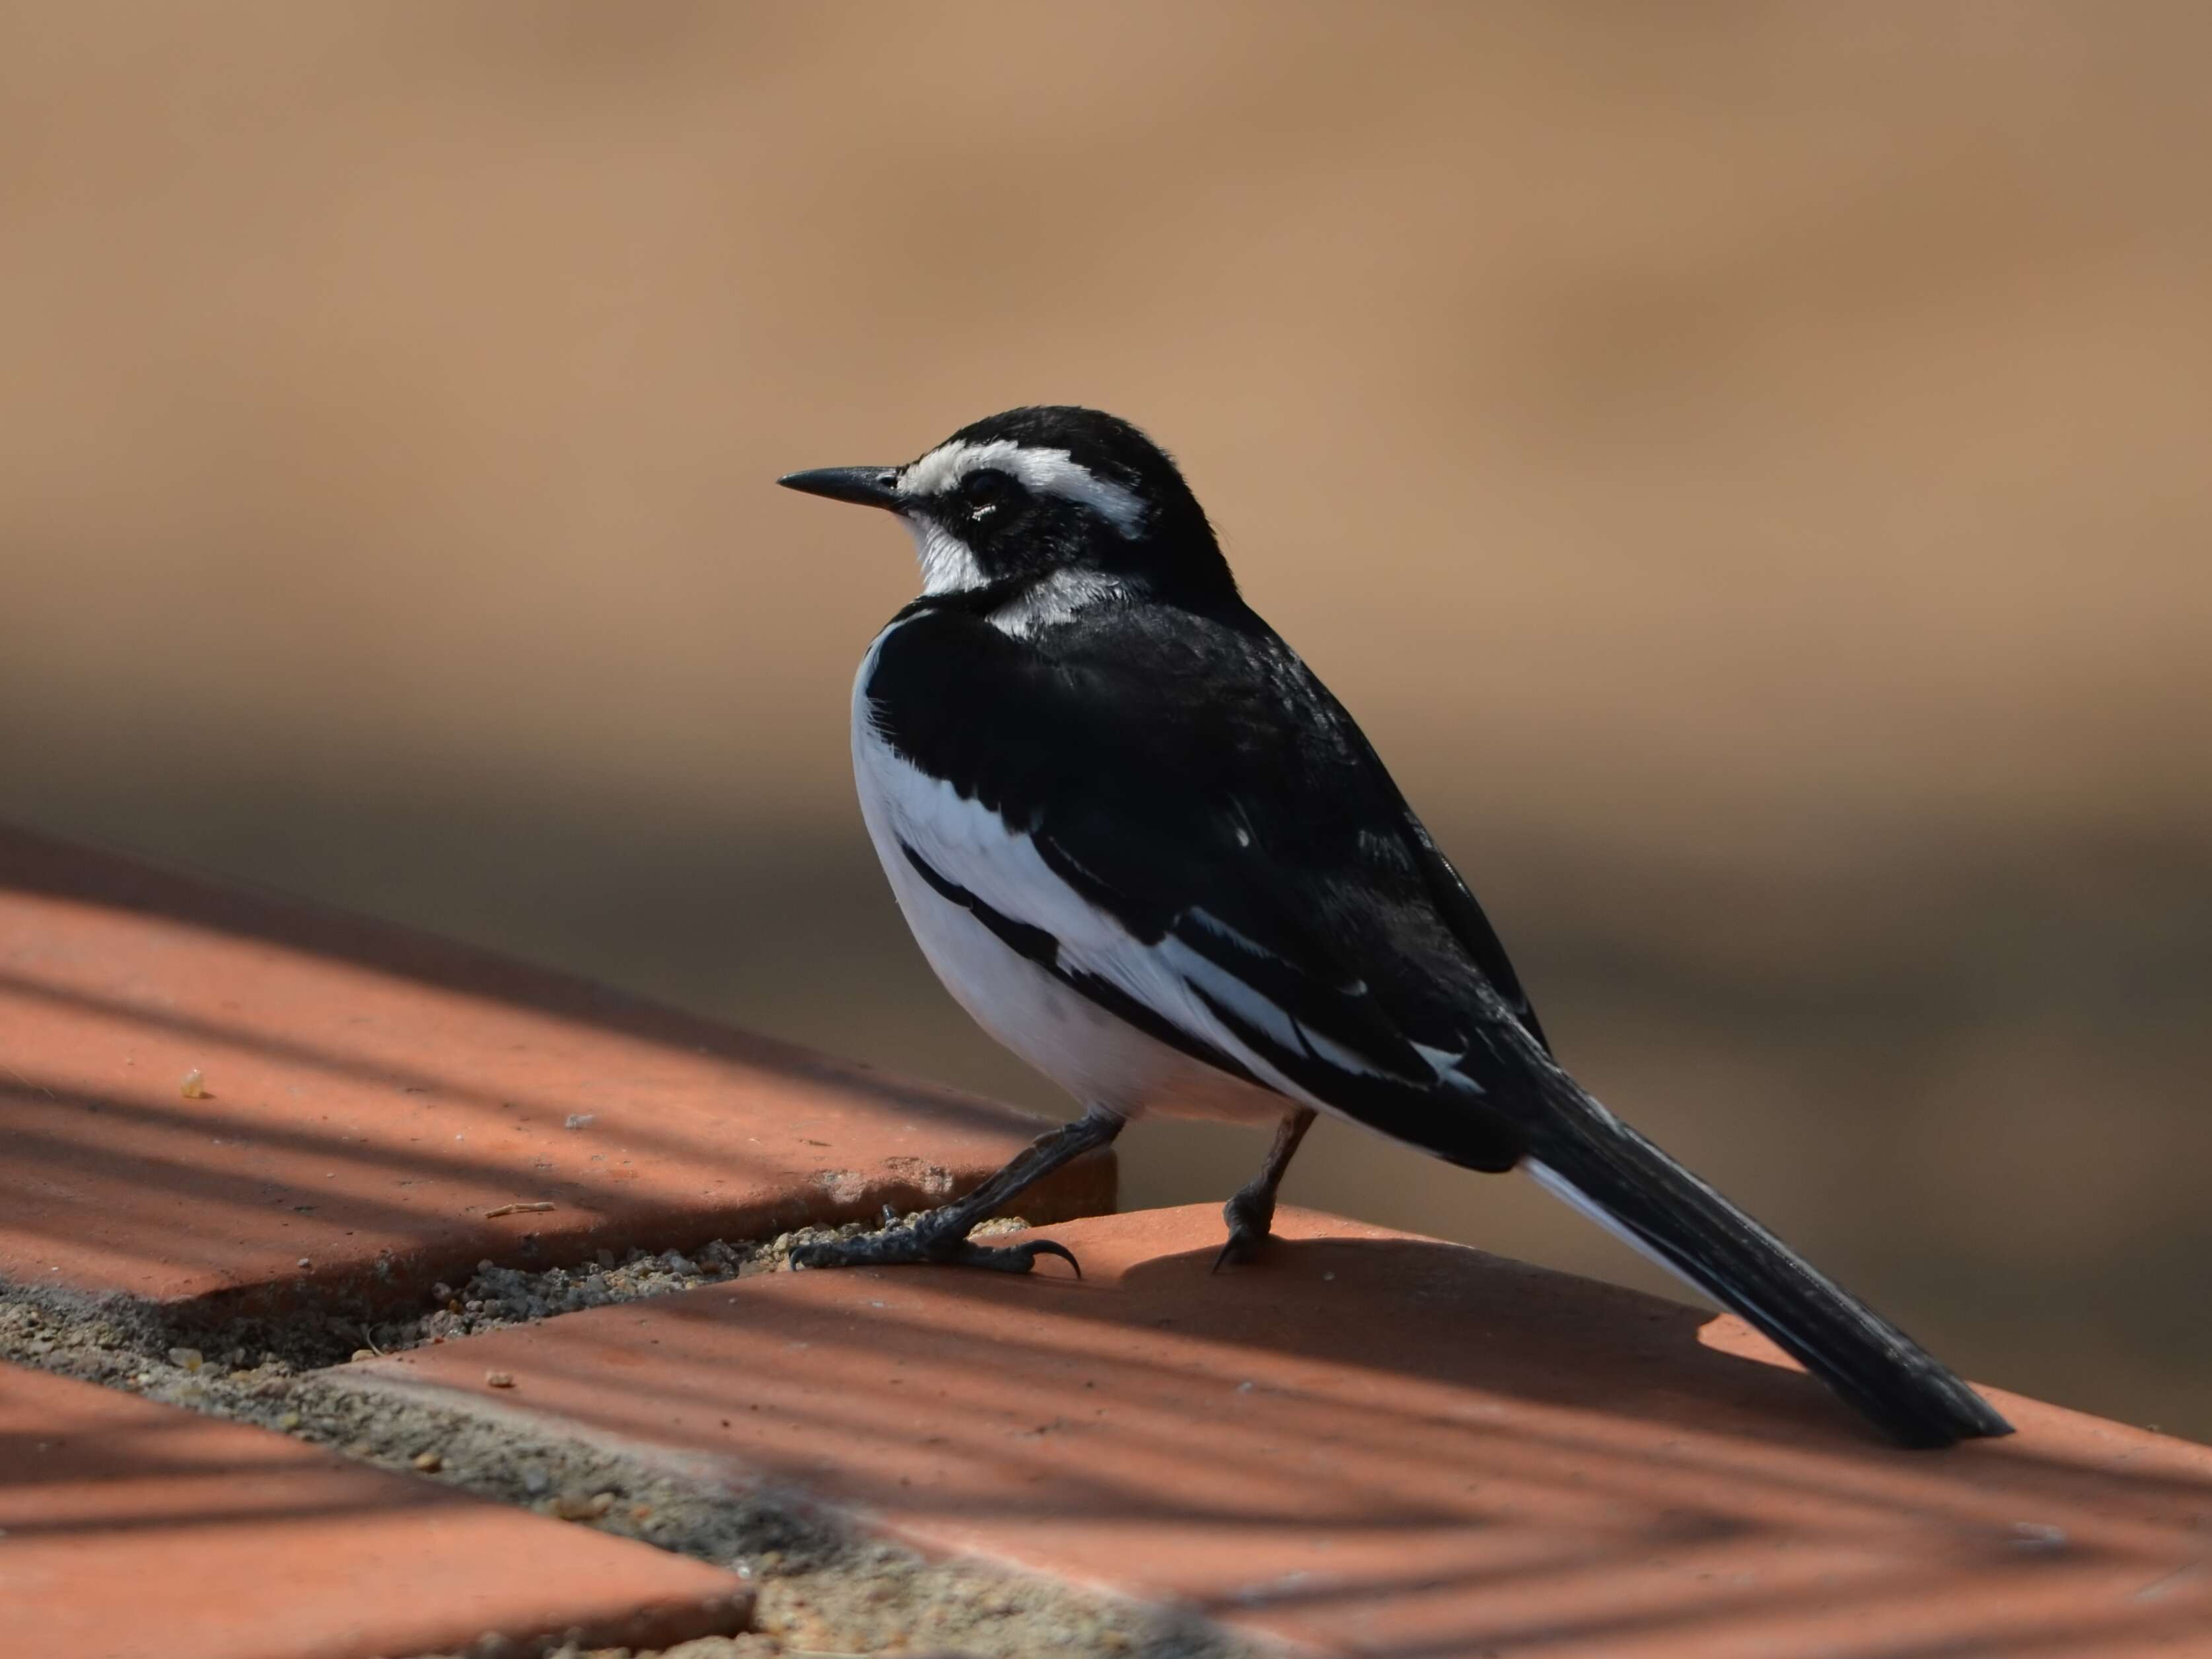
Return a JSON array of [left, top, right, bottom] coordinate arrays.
[[898, 439, 1147, 538]]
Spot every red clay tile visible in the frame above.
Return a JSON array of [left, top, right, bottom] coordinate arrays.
[[0, 825, 1111, 1309], [350, 1206, 2212, 1658], [0, 1362, 751, 1659]]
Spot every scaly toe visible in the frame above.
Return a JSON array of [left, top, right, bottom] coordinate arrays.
[[790, 1226, 1081, 1278], [789, 1226, 930, 1271]]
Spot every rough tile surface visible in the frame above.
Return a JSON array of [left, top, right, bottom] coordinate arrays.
[[0, 1363, 752, 1659], [350, 1206, 2212, 1658], [0, 825, 1111, 1309]]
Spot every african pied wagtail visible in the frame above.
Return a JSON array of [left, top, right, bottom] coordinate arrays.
[[778, 406, 2010, 1448]]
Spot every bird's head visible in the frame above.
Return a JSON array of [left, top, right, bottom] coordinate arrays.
[[779, 406, 1234, 605]]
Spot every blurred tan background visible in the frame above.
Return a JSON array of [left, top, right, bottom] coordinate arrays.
[[4, 3, 2208, 1437]]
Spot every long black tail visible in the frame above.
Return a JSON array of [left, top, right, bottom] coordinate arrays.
[[1518, 1072, 2011, 1448]]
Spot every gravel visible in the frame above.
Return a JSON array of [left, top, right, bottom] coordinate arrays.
[[0, 1214, 1263, 1659]]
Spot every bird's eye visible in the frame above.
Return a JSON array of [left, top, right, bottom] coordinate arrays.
[[961, 469, 1016, 519]]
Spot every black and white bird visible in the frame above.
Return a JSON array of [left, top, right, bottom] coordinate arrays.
[[777, 405, 2010, 1449]]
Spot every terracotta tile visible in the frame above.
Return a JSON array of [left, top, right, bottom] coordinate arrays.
[[0, 825, 1111, 1309], [0, 1362, 750, 1659], [350, 1206, 2212, 1658]]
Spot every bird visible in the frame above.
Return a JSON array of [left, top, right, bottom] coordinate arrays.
[[776, 404, 2011, 1449]]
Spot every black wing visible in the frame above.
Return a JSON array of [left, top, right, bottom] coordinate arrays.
[[1326, 706, 1551, 1054]]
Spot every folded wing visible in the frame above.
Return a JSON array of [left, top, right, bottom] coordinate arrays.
[[866, 597, 1537, 1169]]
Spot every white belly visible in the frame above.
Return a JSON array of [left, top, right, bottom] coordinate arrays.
[[852, 633, 1283, 1126]]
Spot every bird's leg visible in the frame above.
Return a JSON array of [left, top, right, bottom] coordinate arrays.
[[1215, 1106, 1316, 1271], [789, 1105, 1123, 1276]]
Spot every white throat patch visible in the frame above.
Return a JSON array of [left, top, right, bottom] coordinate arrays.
[[898, 439, 1147, 539], [899, 515, 984, 595]]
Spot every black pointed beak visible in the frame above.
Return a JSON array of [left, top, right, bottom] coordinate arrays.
[[777, 465, 904, 510]]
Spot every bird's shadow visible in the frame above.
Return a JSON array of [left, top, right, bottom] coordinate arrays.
[[1102, 1232, 1861, 1448]]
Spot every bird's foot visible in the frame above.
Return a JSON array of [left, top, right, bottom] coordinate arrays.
[[790, 1215, 1082, 1278], [1212, 1191, 1278, 1272]]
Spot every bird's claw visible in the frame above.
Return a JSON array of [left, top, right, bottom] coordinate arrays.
[[1213, 1189, 1277, 1272], [789, 1224, 1082, 1278], [1211, 1226, 1266, 1273], [1015, 1237, 1083, 1278]]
